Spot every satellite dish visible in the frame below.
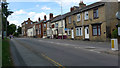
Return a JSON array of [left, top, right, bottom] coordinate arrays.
[[116, 11, 120, 20]]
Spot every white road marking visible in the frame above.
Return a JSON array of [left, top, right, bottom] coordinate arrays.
[[75, 47, 78, 48], [56, 43, 61, 45], [89, 50, 101, 53], [50, 42, 54, 43], [64, 44, 70, 46]]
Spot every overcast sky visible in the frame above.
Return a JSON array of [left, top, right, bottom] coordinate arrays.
[[7, 0, 119, 27]]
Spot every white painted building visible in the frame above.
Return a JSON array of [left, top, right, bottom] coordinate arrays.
[[27, 27, 34, 37]]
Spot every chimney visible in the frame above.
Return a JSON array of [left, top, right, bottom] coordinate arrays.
[[70, 7, 74, 12], [28, 18, 30, 20], [49, 13, 53, 20], [79, 1, 86, 8], [44, 15, 47, 21], [38, 17, 41, 21]]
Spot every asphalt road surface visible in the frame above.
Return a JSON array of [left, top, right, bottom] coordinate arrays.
[[10, 38, 118, 67]]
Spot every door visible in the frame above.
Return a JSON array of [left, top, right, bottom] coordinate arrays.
[[85, 27, 89, 39], [71, 29, 74, 39]]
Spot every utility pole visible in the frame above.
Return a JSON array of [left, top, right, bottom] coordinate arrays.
[[61, 1, 63, 39]]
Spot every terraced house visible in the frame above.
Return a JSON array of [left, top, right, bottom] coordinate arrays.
[[66, 1, 119, 41], [35, 18, 44, 38], [51, 14, 67, 39], [22, 18, 34, 36]]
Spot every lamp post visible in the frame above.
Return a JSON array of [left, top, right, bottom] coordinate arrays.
[[61, 1, 63, 39]]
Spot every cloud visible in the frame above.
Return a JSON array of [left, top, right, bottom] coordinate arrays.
[[28, 12, 36, 17], [41, 6, 51, 10], [9, 20, 20, 26], [7, 0, 120, 2], [36, 4, 40, 7], [12, 9, 26, 15]]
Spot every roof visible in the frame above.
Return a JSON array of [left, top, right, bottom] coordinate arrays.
[[43, 20, 50, 23], [51, 13, 69, 23], [36, 20, 44, 24], [65, 2, 105, 17], [26, 24, 34, 29]]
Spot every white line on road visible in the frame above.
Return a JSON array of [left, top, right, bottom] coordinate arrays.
[[89, 50, 101, 53]]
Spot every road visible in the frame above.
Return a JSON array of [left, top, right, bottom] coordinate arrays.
[[10, 38, 118, 67]]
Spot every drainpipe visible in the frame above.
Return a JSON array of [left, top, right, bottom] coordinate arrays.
[[82, 12, 84, 40]]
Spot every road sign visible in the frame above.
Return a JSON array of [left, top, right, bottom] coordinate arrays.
[[118, 27, 120, 36], [111, 39, 118, 51]]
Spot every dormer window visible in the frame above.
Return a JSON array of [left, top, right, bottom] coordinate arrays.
[[31, 22, 33, 24], [85, 11, 89, 20], [26, 22, 28, 24], [77, 14, 81, 22]]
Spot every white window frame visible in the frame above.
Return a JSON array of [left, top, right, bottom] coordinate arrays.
[[67, 29, 71, 35], [77, 14, 81, 22], [76, 28, 79, 36], [76, 27, 83, 36], [85, 11, 89, 20], [31, 22, 33, 24], [26, 22, 28, 24], [79, 27, 83, 36], [44, 24, 46, 28], [69, 16, 71, 24]]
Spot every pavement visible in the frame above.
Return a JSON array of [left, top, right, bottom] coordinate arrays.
[[36, 38, 120, 56], [10, 38, 118, 67]]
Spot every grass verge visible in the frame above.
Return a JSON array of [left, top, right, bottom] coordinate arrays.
[[2, 38, 14, 67]]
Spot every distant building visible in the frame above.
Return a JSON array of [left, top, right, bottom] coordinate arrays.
[[21, 18, 34, 37], [51, 14, 67, 39]]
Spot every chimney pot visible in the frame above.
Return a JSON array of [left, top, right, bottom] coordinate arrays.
[[79, 1, 86, 8], [28, 18, 30, 20], [44, 15, 47, 21], [49, 13, 53, 20], [38, 17, 41, 21]]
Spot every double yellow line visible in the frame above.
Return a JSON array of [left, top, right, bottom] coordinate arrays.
[[41, 54, 65, 68]]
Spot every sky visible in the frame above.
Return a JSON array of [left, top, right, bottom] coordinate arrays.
[[7, 0, 119, 27]]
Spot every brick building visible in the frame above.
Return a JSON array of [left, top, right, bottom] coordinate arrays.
[[22, 18, 34, 36], [66, 1, 119, 41]]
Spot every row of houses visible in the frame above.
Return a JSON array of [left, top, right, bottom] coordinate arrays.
[[22, 1, 120, 41]]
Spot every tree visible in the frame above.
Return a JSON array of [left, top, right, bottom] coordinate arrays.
[[7, 24, 16, 36], [2, 2, 13, 39], [17, 26, 22, 35]]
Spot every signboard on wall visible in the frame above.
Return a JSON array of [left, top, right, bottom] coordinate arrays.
[[118, 27, 120, 36]]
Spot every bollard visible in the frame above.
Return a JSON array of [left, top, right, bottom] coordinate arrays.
[[111, 39, 118, 51]]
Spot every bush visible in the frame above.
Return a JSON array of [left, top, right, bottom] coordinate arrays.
[[13, 32, 19, 37], [112, 28, 118, 38]]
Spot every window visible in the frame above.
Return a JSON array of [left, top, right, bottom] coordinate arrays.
[[93, 8, 98, 19], [26, 22, 28, 24], [79, 28, 83, 36], [44, 24, 46, 28], [55, 23, 58, 28], [39, 29, 41, 34], [44, 31, 46, 35], [76, 27, 83, 36], [39, 25, 41, 34], [76, 28, 79, 36], [85, 11, 89, 20], [31, 22, 33, 24], [47, 22, 50, 28], [68, 29, 71, 35], [52, 24, 54, 28], [69, 16, 71, 23], [92, 25, 101, 36], [77, 14, 81, 22]]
